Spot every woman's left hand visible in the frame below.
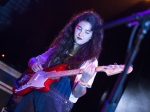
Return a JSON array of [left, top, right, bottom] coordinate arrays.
[[81, 64, 96, 83]]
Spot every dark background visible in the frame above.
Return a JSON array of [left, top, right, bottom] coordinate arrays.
[[0, 0, 150, 112]]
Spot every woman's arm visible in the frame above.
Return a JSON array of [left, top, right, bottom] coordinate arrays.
[[28, 47, 55, 72], [73, 63, 97, 98]]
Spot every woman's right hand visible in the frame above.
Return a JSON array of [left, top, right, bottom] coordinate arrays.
[[31, 62, 44, 72]]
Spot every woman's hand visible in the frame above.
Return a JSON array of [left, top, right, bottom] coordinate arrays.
[[31, 62, 44, 72], [80, 64, 96, 83]]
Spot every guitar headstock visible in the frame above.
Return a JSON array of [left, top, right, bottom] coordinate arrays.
[[101, 64, 133, 76]]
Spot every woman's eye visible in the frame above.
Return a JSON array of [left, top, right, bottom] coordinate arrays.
[[77, 26, 81, 30], [85, 31, 90, 34]]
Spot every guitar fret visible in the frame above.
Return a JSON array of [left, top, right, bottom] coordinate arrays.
[[46, 69, 82, 78], [56, 69, 81, 77]]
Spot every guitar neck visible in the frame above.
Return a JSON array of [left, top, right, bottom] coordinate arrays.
[[45, 64, 133, 78], [45, 66, 104, 78]]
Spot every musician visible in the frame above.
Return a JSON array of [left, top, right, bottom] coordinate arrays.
[[14, 10, 103, 112]]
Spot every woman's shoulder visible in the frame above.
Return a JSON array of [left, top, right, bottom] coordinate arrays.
[[88, 58, 98, 65], [47, 46, 56, 51], [80, 58, 98, 68], [44, 46, 56, 54]]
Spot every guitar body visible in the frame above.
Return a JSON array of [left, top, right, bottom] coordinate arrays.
[[13, 64, 67, 96]]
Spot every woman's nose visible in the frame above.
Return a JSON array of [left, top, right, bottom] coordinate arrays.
[[79, 30, 83, 36]]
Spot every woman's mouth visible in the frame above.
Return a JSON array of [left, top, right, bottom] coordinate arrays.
[[77, 37, 82, 40]]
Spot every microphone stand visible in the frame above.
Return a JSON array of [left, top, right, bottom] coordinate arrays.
[[92, 9, 150, 112]]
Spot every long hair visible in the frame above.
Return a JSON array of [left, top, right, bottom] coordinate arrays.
[[44, 10, 104, 69]]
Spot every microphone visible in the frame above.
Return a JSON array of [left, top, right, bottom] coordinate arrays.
[[92, 9, 150, 31]]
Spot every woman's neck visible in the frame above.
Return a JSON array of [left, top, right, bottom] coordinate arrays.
[[69, 43, 80, 56], [73, 42, 79, 50]]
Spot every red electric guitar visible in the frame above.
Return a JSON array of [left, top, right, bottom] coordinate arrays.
[[13, 63, 133, 96]]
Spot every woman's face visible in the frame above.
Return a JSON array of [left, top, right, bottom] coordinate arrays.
[[74, 21, 93, 45]]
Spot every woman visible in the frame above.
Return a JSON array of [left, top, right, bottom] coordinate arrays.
[[15, 10, 103, 112]]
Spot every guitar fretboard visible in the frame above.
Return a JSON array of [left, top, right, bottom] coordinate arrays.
[[45, 66, 104, 78], [46, 69, 83, 78], [44, 65, 133, 78]]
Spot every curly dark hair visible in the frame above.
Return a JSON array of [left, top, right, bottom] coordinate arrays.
[[44, 10, 104, 69]]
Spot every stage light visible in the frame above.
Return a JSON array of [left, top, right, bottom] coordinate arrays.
[[1, 54, 5, 58]]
